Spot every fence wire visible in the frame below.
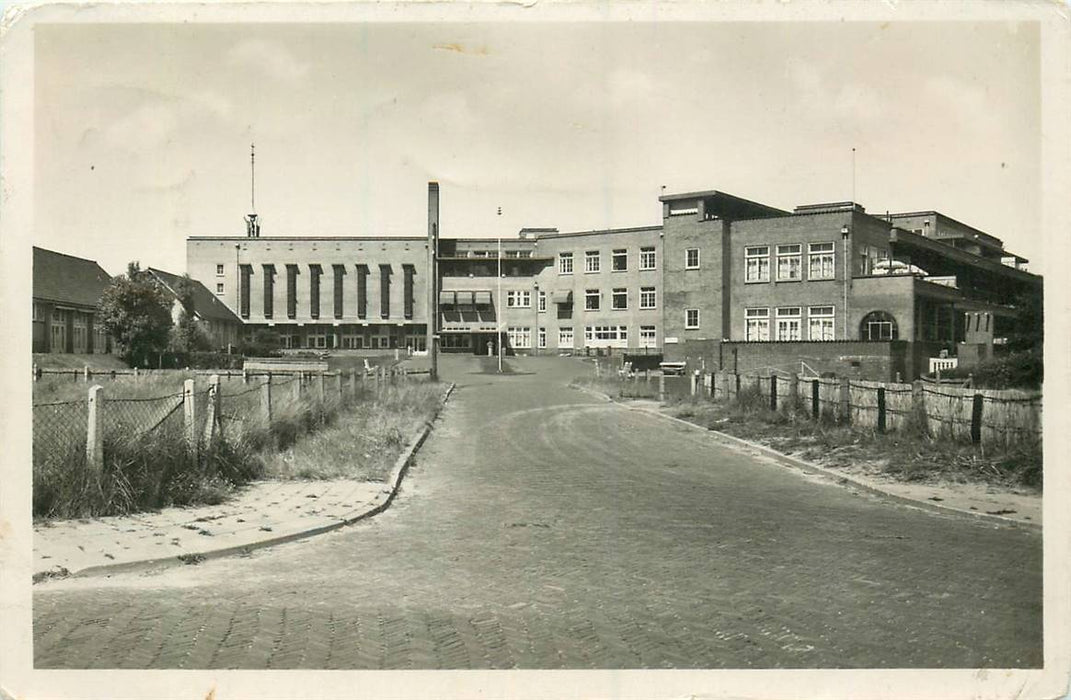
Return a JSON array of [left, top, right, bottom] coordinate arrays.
[[33, 400, 87, 469]]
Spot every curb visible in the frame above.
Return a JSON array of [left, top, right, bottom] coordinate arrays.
[[43, 382, 457, 581], [574, 384, 1040, 532]]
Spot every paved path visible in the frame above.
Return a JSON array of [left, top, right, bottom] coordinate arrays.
[[33, 355, 1042, 669]]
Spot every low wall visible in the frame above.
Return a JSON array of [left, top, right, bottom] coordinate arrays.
[[719, 341, 912, 382]]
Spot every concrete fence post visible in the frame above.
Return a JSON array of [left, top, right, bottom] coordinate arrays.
[[133, 366, 139, 382], [183, 378, 198, 462], [32, 363, 38, 382], [658, 373, 665, 402], [242, 369, 249, 384], [335, 372, 343, 403], [839, 376, 851, 424], [317, 372, 326, 403], [84, 365, 90, 383], [261, 374, 273, 424], [789, 373, 799, 411], [293, 373, 302, 402], [690, 370, 698, 397], [350, 369, 357, 399], [86, 384, 104, 474], [204, 374, 221, 442]]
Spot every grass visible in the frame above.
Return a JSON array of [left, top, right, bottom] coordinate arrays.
[[32, 371, 440, 520], [575, 373, 1042, 491], [263, 382, 445, 481], [661, 385, 1042, 491], [34, 353, 130, 371]]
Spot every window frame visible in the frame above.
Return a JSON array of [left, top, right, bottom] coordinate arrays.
[[538, 327, 547, 348], [537, 290, 546, 313], [611, 249, 628, 272], [215, 264, 225, 276], [585, 250, 601, 274], [685, 308, 700, 330], [611, 288, 628, 310], [639, 246, 657, 271], [584, 289, 600, 311], [639, 286, 656, 310], [745, 307, 770, 342], [639, 325, 657, 346], [807, 242, 836, 280], [216, 282, 225, 295], [808, 305, 835, 341], [745, 245, 771, 283], [685, 247, 701, 270], [776, 244, 803, 282], [775, 306, 802, 341], [558, 252, 574, 275], [558, 326, 574, 347], [506, 290, 532, 308]]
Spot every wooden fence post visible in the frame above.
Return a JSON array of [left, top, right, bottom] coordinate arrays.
[[261, 374, 273, 423], [86, 385, 104, 474], [839, 376, 851, 424], [204, 374, 221, 442], [877, 386, 887, 433], [770, 375, 778, 411], [183, 378, 198, 462], [734, 372, 741, 399], [912, 380, 926, 435], [970, 393, 984, 444], [789, 373, 799, 411], [811, 379, 820, 419]]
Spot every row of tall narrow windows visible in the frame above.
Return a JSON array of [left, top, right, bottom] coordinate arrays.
[[237, 263, 416, 321]]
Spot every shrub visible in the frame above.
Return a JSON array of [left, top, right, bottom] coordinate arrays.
[[941, 349, 1042, 389]]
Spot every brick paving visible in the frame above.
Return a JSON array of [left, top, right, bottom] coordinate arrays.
[[33, 356, 1042, 669]]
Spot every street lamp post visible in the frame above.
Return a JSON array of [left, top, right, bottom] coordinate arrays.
[[497, 236, 503, 373], [841, 223, 851, 340]]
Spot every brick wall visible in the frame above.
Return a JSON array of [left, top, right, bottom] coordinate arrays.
[[720, 340, 911, 381]]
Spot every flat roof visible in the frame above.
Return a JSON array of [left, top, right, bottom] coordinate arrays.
[[658, 189, 789, 218], [188, 236, 428, 242], [530, 225, 662, 240]]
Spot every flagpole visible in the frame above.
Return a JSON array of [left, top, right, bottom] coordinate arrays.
[[497, 236, 503, 373]]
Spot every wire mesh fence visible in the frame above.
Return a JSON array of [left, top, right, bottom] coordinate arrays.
[[32, 399, 88, 471]]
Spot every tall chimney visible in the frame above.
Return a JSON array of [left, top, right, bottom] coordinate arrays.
[[427, 182, 440, 381]]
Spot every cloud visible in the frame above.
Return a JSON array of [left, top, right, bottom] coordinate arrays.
[[226, 38, 310, 84]]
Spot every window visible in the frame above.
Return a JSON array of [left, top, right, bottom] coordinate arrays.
[[585, 325, 628, 344], [776, 244, 802, 281], [558, 327, 574, 347], [860, 310, 898, 341], [263, 264, 275, 319], [585, 250, 601, 273], [538, 327, 547, 349], [216, 264, 225, 276], [504, 250, 520, 258], [309, 265, 322, 320], [216, 282, 224, 294], [640, 325, 657, 347], [611, 288, 627, 310], [585, 289, 600, 311], [776, 307, 802, 341], [808, 242, 836, 280], [402, 265, 415, 319], [306, 332, 327, 349], [239, 265, 252, 318], [745, 246, 770, 282], [808, 306, 835, 341], [51, 310, 67, 352], [639, 247, 656, 270], [685, 248, 700, 269], [559, 252, 574, 275], [538, 290, 546, 313], [287, 264, 299, 319], [639, 287, 656, 310], [685, 308, 699, 329], [745, 307, 770, 341], [507, 326, 531, 348], [32, 303, 40, 322], [612, 249, 627, 272], [506, 290, 531, 308]]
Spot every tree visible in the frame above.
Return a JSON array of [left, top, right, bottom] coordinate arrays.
[[1007, 288, 1043, 353], [167, 274, 211, 354], [97, 262, 173, 367]]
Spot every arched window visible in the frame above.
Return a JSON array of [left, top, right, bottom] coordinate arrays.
[[860, 311, 898, 341]]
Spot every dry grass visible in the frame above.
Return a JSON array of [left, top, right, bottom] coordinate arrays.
[[571, 375, 660, 400], [263, 382, 445, 482]]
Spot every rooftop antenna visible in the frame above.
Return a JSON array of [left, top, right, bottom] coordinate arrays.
[[245, 142, 260, 237]]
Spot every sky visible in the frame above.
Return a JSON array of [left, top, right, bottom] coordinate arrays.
[[34, 20, 1041, 277]]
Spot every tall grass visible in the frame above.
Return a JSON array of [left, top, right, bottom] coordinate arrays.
[[32, 375, 439, 520]]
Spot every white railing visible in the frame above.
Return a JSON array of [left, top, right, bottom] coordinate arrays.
[[929, 357, 959, 374]]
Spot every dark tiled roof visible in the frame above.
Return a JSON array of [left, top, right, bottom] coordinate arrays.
[[147, 267, 242, 324], [32, 247, 113, 309]]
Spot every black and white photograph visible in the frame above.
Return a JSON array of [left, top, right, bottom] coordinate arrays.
[[1, 2, 1069, 698]]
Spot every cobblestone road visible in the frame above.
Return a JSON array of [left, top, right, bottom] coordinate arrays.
[[33, 356, 1042, 669]]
